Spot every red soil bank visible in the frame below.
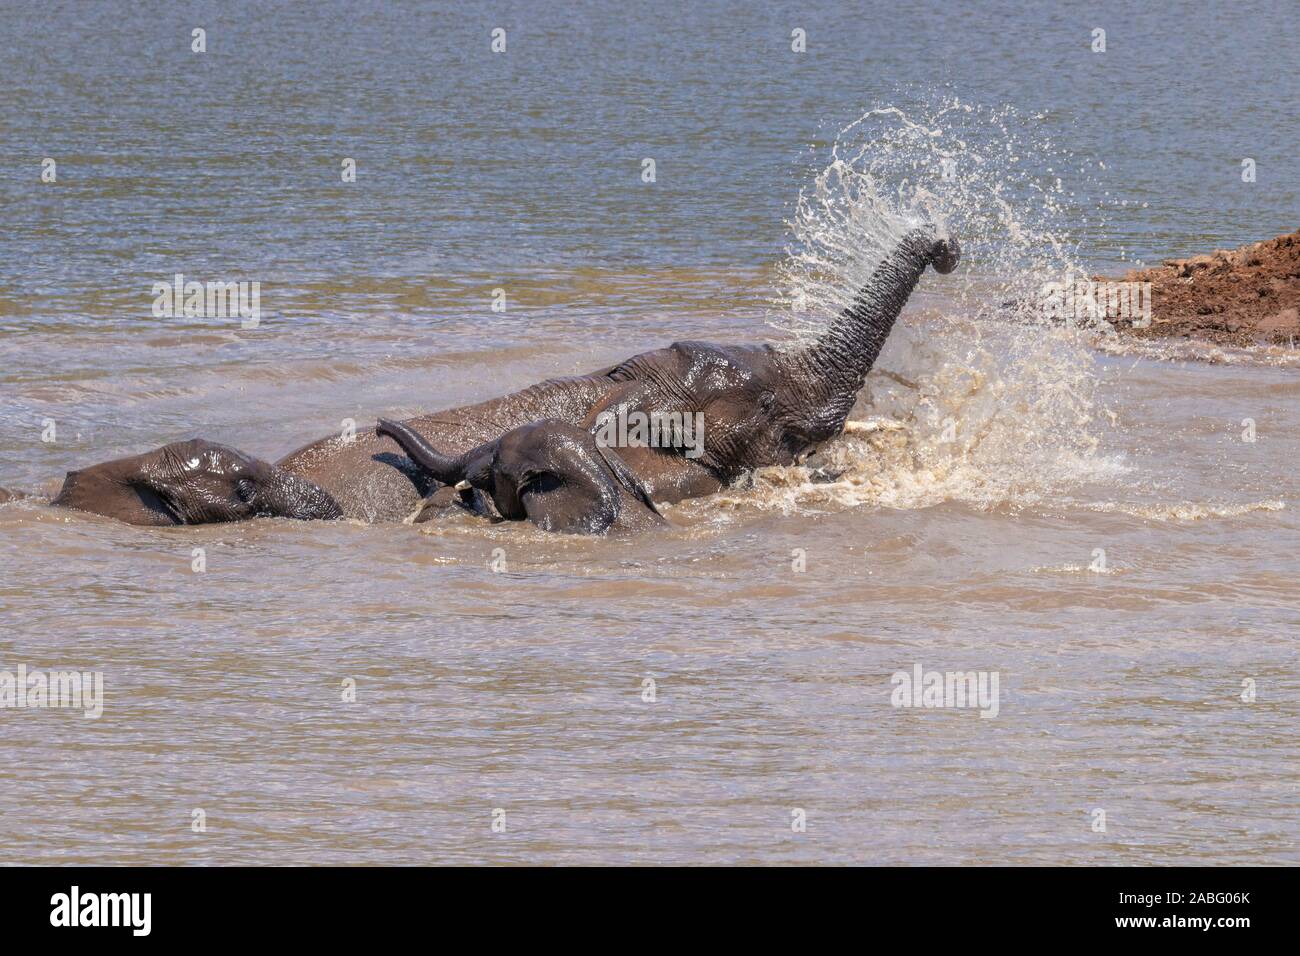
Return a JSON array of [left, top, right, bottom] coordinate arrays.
[[1108, 230, 1300, 345]]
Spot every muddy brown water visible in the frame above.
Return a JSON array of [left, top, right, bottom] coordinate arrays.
[[3, 294, 1296, 864]]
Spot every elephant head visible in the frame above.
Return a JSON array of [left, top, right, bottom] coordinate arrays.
[[376, 418, 663, 534], [53, 439, 343, 525]]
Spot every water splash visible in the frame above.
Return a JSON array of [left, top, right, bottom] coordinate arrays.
[[748, 99, 1122, 514], [772, 98, 1102, 340]]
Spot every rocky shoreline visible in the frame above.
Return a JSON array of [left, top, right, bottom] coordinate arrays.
[[1105, 230, 1300, 346]]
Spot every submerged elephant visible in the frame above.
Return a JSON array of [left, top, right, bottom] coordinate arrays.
[[49, 439, 343, 525], [5, 228, 958, 532]]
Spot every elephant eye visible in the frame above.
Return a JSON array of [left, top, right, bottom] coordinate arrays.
[[235, 479, 257, 503], [521, 471, 562, 495]]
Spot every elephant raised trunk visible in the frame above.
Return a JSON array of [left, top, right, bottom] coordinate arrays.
[[783, 228, 960, 438], [375, 419, 484, 487]]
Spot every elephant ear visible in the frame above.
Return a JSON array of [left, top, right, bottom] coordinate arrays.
[[594, 445, 661, 516]]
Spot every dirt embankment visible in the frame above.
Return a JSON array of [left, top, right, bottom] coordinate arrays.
[[1107, 230, 1300, 345]]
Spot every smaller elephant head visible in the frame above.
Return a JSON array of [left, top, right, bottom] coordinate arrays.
[[53, 439, 343, 525], [376, 418, 662, 535]]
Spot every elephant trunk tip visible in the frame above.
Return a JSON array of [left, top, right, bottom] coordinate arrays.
[[931, 235, 960, 274]]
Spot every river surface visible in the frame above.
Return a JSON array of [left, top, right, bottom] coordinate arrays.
[[1, 1, 1296, 865]]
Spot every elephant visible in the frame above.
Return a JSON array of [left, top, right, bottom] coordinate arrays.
[[375, 416, 664, 534], [46, 439, 342, 525], [3, 228, 958, 532]]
